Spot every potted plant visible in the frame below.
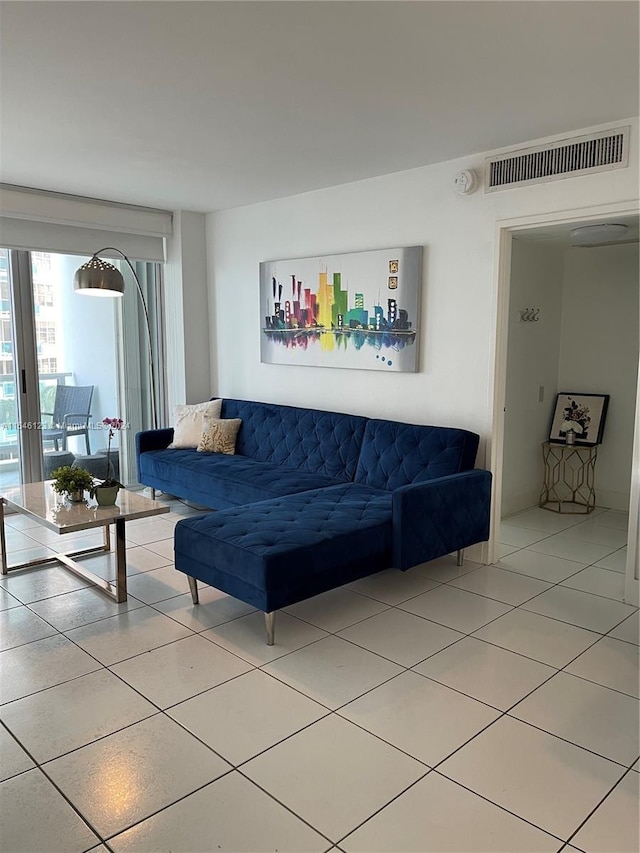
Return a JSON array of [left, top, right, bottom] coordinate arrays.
[[89, 417, 124, 506], [51, 465, 94, 503]]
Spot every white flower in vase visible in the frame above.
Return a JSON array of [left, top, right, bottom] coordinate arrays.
[[560, 420, 583, 435]]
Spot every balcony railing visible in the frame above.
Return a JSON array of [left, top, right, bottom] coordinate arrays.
[[0, 372, 74, 457]]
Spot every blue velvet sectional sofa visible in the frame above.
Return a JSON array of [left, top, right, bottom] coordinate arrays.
[[136, 399, 491, 643]]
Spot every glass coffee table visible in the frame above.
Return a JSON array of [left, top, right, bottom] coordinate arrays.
[[0, 482, 170, 603]]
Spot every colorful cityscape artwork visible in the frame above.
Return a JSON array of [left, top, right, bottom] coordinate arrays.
[[260, 246, 422, 372]]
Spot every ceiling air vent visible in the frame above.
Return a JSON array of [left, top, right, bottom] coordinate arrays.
[[485, 127, 629, 192]]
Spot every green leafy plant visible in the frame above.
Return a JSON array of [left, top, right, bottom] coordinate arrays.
[[50, 465, 94, 497]]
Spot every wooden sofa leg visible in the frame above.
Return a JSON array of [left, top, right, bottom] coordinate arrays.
[[150, 488, 156, 501], [265, 612, 275, 646], [456, 549, 464, 567], [188, 576, 199, 604]]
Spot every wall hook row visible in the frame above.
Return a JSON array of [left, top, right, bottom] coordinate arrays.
[[520, 307, 540, 322]]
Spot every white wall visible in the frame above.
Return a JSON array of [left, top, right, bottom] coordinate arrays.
[[559, 243, 639, 510], [164, 211, 211, 412], [502, 242, 565, 515], [207, 118, 638, 472]]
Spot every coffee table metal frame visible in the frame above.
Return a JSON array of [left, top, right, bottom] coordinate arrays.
[[0, 482, 170, 603]]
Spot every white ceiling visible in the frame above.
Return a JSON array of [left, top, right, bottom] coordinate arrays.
[[1, 1, 638, 213]]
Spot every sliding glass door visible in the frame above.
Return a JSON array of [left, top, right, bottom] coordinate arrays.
[[0, 247, 163, 490]]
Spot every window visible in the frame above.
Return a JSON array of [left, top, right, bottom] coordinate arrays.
[[0, 274, 9, 306], [0, 242, 165, 488], [32, 252, 52, 279], [36, 320, 56, 345], [38, 357, 58, 374], [33, 283, 54, 307]]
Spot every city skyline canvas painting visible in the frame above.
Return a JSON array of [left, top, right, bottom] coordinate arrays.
[[260, 246, 422, 372]]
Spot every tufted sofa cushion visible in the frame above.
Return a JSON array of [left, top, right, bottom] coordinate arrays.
[[355, 419, 479, 491], [139, 447, 343, 507], [174, 484, 393, 611], [221, 399, 367, 481]]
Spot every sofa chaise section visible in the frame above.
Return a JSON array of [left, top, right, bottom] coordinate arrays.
[[174, 484, 394, 642]]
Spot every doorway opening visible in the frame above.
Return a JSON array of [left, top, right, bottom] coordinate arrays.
[[491, 210, 639, 605]]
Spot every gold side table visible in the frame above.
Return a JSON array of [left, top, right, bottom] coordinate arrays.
[[539, 441, 597, 514]]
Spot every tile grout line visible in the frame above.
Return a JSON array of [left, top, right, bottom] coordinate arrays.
[[561, 765, 639, 850], [1, 505, 636, 851]]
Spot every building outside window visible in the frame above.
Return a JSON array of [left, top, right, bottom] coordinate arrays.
[[36, 320, 56, 345], [38, 357, 58, 374]]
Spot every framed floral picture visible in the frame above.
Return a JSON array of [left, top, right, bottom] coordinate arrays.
[[548, 393, 610, 446]]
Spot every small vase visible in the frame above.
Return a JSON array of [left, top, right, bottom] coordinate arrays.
[[67, 489, 85, 503], [565, 429, 576, 446], [94, 485, 120, 506]]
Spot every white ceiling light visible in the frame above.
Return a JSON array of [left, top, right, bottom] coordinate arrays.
[[570, 223, 629, 246]]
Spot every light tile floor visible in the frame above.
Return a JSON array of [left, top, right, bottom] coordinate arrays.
[[0, 501, 638, 852]]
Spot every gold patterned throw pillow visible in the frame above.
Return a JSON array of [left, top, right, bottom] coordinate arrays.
[[197, 416, 242, 455]]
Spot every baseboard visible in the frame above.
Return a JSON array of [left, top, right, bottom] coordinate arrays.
[[501, 488, 631, 515], [501, 488, 540, 518], [596, 489, 631, 512], [466, 542, 486, 564]]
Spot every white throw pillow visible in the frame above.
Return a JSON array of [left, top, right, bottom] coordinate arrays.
[[169, 399, 222, 448]]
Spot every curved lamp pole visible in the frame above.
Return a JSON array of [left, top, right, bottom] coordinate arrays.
[[73, 247, 158, 429]]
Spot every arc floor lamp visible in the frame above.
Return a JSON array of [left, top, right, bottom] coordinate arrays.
[[73, 248, 159, 429]]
